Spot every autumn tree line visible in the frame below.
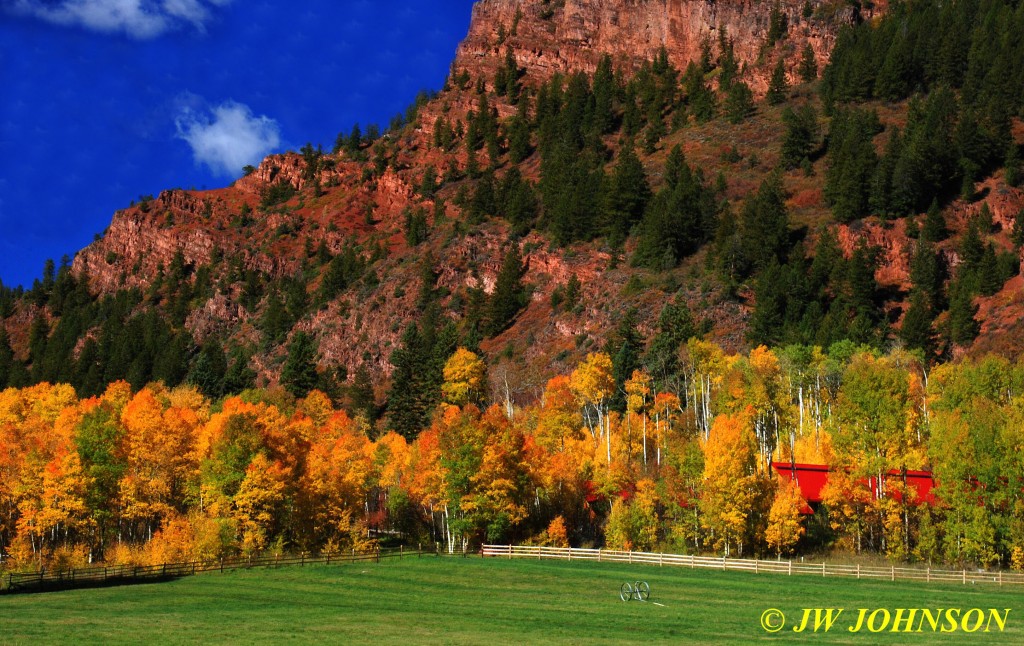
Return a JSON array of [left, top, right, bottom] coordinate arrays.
[[4, 340, 1024, 573]]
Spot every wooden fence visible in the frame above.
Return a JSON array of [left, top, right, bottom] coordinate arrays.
[[1, 546, 437, 595], [481, 544, 1024, 587]]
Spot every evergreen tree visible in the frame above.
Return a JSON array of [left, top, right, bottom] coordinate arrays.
[[824, 108, 879, 222], [724, 81, 755, 124], [188, 338, 228, 399], [900, 290, 934, 355], [223, 347, 256, 394], [910, 238, 944, 311], [1011, 209, 1024, 249], [780, 105, 818, 169], [602, 142, 651, 245], [921, 199, 948, 243], [766, 59, 789, 106], [506, 115, 532, 164], [486, 245, 528, 336], [947, 280, 980, 346], [281, 332, 320, 398], [683, 62, 716, 123], [739, 173, 791, 275], [350, 364, 377, 423], [608, 309, 642, 411], [767, 2, 789, 47], [798, 43, 818, 83], [643, 295, 697, 383]]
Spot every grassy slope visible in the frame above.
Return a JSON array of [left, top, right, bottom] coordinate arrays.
[[1, 557, 1021, 644]]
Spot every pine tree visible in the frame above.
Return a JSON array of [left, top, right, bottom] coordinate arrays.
[[1005, 140, 1021, 188], [724, 81, 755, 124], [767, 2, 789, 46], [602, 142, 651, 246], [947, 280, 980, 346], [188, 339, 227, 399], [798, 43, 818, 82], [1012, 209, 1024, 249], [486, 245, 528, 336], [281, 332, 320, 398], [921, 199, 948, 243], [900, 290, 934, 355], [766, 59, 789, 106], [643, 296, 697, 383], [780, 105, 818, 169], [608, 308, 642, 411], [350, 364, 377, 423]]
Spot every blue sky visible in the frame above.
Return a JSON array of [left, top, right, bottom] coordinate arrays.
[[0, 0, 475, 288]]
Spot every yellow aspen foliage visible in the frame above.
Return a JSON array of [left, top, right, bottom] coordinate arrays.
[[765, 478, 805, 557], [700, 411, 757, 556], [441, 348, 487, 407], [546, 515, 570, 548], [535, 375, 583, 451]]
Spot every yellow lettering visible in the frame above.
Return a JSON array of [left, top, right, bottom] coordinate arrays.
[[848, 609, 868, 633], [890, 609, 918, 633], [942, 609, 961, 633], [917, 609, 941, 633], [867, 609, 891, 633], [792, 609, 812, 633], [961, 609, 984, 633], [986, 609, 1010, 633], [815, 609, 843, 632]]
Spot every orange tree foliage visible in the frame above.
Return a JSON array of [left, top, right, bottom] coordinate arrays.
[[2, 346, 1024, 570]]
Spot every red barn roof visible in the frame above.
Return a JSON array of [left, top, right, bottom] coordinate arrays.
[[771, 462, 937, 513]]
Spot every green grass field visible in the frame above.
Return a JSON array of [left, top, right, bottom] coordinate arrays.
[[1, 556, 1021, 644]]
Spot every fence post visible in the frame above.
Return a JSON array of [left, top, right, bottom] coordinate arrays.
[[220, 558, 224, 573], [508, 545, 512, 560], [660, 553, 663, 567], [963, 569, 966, 585], [598, 549, 602, 563], [788, 560, 792, 576], [400, 545, 403, 561], [857, 564, 860, 579], [629, 550, 633, 564], [927, 567, 930, 583], [999, 570, 1002, 586], [823, 562, 826, 577], [891, 566, 895, 582], [723, 556, 727, 571], [418, 543, 422, 558], [754, 559, 758, 575]]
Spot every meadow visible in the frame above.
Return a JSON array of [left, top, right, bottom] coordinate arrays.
[[1, 556, 1021, 644]]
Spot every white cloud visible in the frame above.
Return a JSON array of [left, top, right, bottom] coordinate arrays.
[[8, 0, 232, 39], [175, 100, 281, 178]]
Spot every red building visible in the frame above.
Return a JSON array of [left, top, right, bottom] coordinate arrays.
[[772, 462, 937, 513]]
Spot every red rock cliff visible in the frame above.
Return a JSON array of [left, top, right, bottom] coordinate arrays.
[[456, 0, 884, 95]]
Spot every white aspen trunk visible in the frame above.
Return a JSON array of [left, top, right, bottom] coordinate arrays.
[[798, 385, 804, 436], [605, 405, 611, 466], [642, 413, 647, 466]]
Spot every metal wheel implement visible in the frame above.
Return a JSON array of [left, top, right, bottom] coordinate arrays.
[[635, 581, 650, 601], [619, 581, 633, 601]]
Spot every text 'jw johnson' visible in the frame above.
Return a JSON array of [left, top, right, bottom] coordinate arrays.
[[760, 608, 1011, 634]]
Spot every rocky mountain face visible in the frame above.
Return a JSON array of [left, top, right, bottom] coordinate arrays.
[[23, 0, 1022, 399], [456, 0, 884, 95]]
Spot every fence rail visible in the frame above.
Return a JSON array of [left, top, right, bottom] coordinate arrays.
[[1, 546, 437, 595], [481, 544, 1024, 587]]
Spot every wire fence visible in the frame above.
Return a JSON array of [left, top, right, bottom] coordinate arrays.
[[0, 545, 451, 595], [481, 544, 1024, 587]]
